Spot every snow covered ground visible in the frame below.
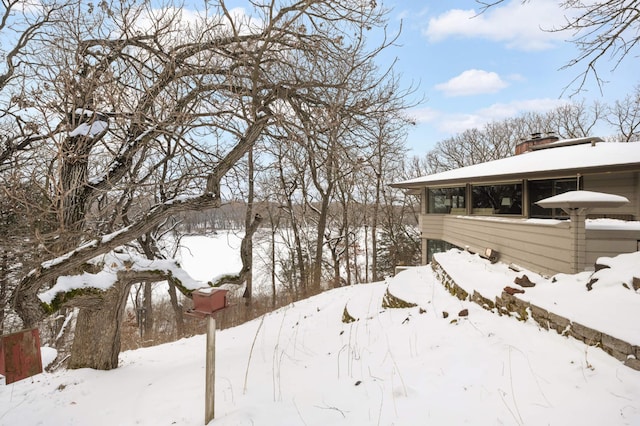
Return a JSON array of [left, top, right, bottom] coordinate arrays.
[[177, 234, 243, 282], [1, 242, 639, 425]]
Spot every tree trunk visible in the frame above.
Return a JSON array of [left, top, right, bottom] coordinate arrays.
[[371, 166, 382, 282], [342, 202, 351, 286], [0, 250, 7, 334], [58, 131, 95, 250], [68, 281, 131, 370], [291, 209, 306, 292], [352, 232, 360, 284], [364, 223, 369, 283], [242, 147, 254, 301], [143, 281, 153, 342], [311, 189, 332, 291], [270, 224, 277, 307], [277, 157, 307, 291], [167, 280, 184, 338]]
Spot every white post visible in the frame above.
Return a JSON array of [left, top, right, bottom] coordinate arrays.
[[205, 316, 216, 424]]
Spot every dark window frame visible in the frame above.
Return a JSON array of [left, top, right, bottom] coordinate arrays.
[[427, 186, 467, 214], [471, 182, 524, 216], [528, 177, 579, 219], [426, 239, 461, 263]]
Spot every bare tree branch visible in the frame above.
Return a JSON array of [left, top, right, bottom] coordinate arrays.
[[477, 0, 640, 94], [15, 193, 220, 326]]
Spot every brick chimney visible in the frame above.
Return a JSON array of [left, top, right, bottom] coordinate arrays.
[[515, 132, 559, 155]]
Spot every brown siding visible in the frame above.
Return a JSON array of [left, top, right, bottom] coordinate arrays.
[[583, 171, 640, 219], [585, 229, 640, 265], [419, 214, 444, 240], [421, 215, 574, 275]]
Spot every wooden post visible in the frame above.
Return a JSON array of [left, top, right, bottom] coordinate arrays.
[[568, 208, 586, 273], [205, 316, 216, 424], [186, 288, 228, 424]]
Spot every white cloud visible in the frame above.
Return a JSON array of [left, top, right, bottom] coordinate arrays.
[[131, 6, 261, 41], [131, 7, 202, 37], [437, 112, 487, 135], [396, 6, 429, 22], [405, 97, 574, 153], [505, 73, 526, 82], [435, 69, 509, 97], [407, 106, 440, 124], [410, 97, 569, 135], [424, 0, 567, 51], [476, 98, 569, 119], [17, 0, 44, 14]]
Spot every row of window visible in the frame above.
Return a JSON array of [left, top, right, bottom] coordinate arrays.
[[427, 178, 577, 219]]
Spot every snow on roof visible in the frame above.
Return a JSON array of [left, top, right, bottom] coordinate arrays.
[[393, 141, 640, 187]]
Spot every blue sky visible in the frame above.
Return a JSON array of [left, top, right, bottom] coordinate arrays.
[[376, 1, 639, 155]]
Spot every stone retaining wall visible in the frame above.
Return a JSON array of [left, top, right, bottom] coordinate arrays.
[[431, 259, 640, 371]]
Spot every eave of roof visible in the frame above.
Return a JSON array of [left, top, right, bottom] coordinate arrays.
[[391, 141, 640, 189]]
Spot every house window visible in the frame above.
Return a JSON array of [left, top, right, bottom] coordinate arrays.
[[529, 178, 578, 219], [427, 187, 466, 214], [471, 183, 523, 215], [427, 239, 460, 263]]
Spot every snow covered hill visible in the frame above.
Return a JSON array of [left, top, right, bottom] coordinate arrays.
[[1, 252, 639, 425]]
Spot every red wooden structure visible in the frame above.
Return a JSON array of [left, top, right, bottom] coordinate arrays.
[[0, 328, 43, 385], [186, 288, 229, 319]]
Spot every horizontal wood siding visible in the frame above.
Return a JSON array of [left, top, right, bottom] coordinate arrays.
[[420, 214, 444, 240], [419, 213, 640, 273], [585, 229, 640, 265], [421, 215, 574, 275], [584, 172, 640, 218]]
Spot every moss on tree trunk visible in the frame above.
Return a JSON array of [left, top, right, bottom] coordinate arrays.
[[68, 281, 131, 370]]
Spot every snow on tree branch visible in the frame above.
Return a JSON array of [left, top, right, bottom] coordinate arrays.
[[38, 251, 205, 308], [15, 193, 221, 325]]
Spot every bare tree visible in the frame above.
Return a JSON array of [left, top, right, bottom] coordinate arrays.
[[0, 0, 71, 165], [3, 0, 400, 369], [376, 160, 420, 277], [478, 0, 640, 93], [605, 85, 640, 142], [266, 139, 311, 294], [245, 64, 414, 292], [425, 125, 517, 173], [426, 101, 604, 172], [334, 75, 417, 284], [556, 0, 640, 93], [546, 100, 604, 138]]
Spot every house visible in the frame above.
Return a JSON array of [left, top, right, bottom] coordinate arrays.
[[391, 135, 640, 276]]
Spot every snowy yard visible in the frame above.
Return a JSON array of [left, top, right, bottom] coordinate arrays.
[[1, 242, 639, 425]]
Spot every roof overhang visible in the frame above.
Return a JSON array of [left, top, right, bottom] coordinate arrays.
[[390, 142, 640, 190], [390, 163, 640, 190]]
